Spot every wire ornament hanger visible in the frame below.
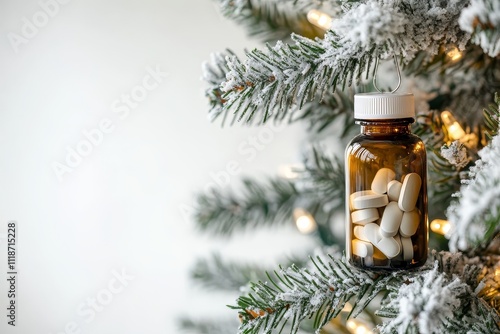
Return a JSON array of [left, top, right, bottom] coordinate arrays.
[[373, 56, 402, 93]]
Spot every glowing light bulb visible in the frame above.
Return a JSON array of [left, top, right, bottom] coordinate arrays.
[[346, 319, 357, 330], [441, 110, 466, 141], [293, 208, 316, 234], [446, 46, 463, 61], [430, 219, 451, 235], [346, 319, 372, 334], [278, 164, 302, 179], [307, 9, 333, 30], [440, 110, 478, 148]]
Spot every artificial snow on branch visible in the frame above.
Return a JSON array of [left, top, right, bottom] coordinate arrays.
[[202, 50, 361, 132], [216, 0, 324, 42], [194, 177, 299, 236], [202, 51, 233, 125], [378, 264, 471, 334], [192, 2, 500, 333], [234, 253, 392, 334], [440, 140, 469, 169], [217, 1, 470, 124], [233, 251, 500, 334], [192, 148, 345, 239], [447, 131, 500, 252], [459, 0, 500, 57]]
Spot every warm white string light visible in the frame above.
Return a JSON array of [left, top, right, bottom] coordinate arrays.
[[307, 9, 333, 30], [446, 45, 463, 61], [293, 208, 317, 234], [441, 110, 466, 140], [346, 319, 373, 334], [430, 219, 451, 235], [440, 110, 478, 148], [278, 164, 302, 179]]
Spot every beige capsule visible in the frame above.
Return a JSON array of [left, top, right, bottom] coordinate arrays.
[[352, 239, 374, 257], [363, 222, 382, 245], [401, 237, 414, 261], [351, 208, 379, 225], [371, 168, 396, 194], [352, 193, 389, 210], [380, 202, 403, 237], [399, 210, 420, 237], [387, 180, 402, 202], [349, 190, 374, 210], [398, 173, 422, 212], [353, 226, 369, 242], [376, 237, 401, 259]]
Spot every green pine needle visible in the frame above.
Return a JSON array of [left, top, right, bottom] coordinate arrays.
[[216, 0, 324, 43], [483, 93, 500, 140], [193, 177, 299, 236], [191, 253, 308, 292], [233, 252, 500, 334]]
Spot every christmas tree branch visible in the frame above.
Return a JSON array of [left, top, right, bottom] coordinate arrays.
[[194, 177, 299, 236], [291, 88, 357, 136], [300, 147, 345, 213], [416, 45, 500, 127], [191, 254, 266, 291], [447, 130, 500, 252], [459, 0, 500, 57], [203, 50, 235, 126], [216, 0, 324, 43], [483, 93, 500, 140], [203, 49, 363, 135], [376, 264, 499, 334], [193, 148, 344, 240], [232, 251, 500, 334], [427, 150, 463, 219], [233, 254, 393, 334], [202, 49, 358, 135], [191, 253, 291, 291], [216, 1, 470, 124]]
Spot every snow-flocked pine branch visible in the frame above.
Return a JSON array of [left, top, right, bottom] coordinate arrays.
[[217, 1, 470, 124], [483, 93, 500, 140], [202, 50, 361, 133], [233, 251, 500, 334], [233, 253, 393, 334], [216, 0, 324, 42], [193, 148, 344, 240], [459, 0, 500, 57], [191, 253, 284, 291], [447, 131, 500, 252], [193, 177, 300, 236]]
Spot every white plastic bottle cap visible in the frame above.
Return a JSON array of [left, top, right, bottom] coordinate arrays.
[[354, 93, 415, 120]]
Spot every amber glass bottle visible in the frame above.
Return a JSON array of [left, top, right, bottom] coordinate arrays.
[[345, 93, 428, 271]]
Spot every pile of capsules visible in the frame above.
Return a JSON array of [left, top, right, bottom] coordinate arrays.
[[349, 168, 422, 265]]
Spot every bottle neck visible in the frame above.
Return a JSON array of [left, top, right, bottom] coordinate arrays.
[[357, 118, 414, 135]]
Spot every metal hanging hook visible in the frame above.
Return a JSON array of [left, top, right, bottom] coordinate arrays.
[[373, 56, 401, 93]]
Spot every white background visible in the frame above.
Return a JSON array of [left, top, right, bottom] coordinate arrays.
[[0, 1, 316, 333]]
